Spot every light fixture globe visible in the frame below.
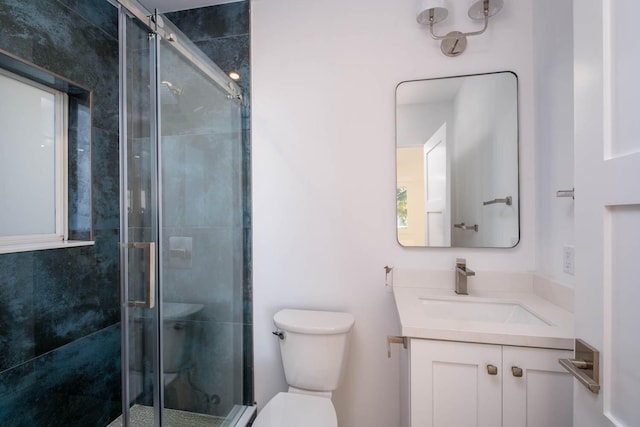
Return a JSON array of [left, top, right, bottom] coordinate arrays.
[[417, 0, 448, 25], [468, 0, 503, 20]]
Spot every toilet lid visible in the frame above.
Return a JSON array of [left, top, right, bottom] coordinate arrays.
[[252, 392, 337, 427]]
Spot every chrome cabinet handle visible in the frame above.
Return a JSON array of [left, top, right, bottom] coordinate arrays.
[[512, 366, 523, 377], [124, 242, 156, 309], [487, 364, 498, 375]]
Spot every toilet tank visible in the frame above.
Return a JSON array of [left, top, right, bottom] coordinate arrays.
[[274, 309, 355, 392]]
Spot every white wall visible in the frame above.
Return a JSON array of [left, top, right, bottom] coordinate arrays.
[[251, 0, 535, 425], [451, 73, 519, 248], [396, 101, 453, 148], [533, 0, 574, 285]]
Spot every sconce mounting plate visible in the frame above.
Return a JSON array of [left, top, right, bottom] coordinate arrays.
[[441, 31, 467, 57]]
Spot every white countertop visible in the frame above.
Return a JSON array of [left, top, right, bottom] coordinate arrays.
[[392, 271, 574, 350]]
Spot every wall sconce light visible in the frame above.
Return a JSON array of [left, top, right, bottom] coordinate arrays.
[[417, 0, 503, 57]]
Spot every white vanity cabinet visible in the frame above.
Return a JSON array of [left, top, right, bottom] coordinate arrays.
[[502, 346, 573, 427], [409, 339, 573, 427]]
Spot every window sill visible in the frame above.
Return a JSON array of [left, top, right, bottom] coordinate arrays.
[[0, 240, 95, 254]]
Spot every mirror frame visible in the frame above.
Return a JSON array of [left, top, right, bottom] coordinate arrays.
[[395, 71, 520, 249]]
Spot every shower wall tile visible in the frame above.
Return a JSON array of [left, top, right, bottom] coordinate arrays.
[[187, 319, 245, 416], [56, 0, 119, 39], [93, 128, 121, 231], [0, 325, 121, 427], [162, 226, 244, 322], [166, 2, 250, 95], [0, 0, 119, 131], [0, 252, 35, 372], [32, 244, 117, 354], [68, 97, 93, 240], [165, 2, 249, 42], [0, 0, 120, 425], [162, 134, 242, 229], [194, 35, 250, 94]]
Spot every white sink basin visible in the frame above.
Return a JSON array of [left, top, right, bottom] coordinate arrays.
[[420, 298, 552, 326]]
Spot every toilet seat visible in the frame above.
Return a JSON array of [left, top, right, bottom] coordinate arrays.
[[252, 392, 337, 427]]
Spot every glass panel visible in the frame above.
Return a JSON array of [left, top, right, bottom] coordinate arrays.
[[123, 13, 160, 427], [158, 33, 244, 422]]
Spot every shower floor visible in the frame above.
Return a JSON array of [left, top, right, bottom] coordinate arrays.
[[107, 404, 226, 427]]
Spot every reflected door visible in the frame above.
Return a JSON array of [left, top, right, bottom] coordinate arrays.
[[424, 123, 450, 246]]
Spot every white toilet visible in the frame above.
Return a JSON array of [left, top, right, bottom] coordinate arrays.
[[253, 309, 355, 427]]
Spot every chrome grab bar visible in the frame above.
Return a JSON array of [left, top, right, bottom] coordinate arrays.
[[483, 196, 512, 206], [454, 222, 478, 232], [123, 242, 156, 309]]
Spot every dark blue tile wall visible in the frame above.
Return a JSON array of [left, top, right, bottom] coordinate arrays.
[[166, 1, 250, 94], [166, 1, 253, 405], [0, 325, 121, 426], [0, 0, 120, 425]]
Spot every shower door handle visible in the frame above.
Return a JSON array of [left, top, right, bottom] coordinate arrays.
[[124, 242, 156, 309]]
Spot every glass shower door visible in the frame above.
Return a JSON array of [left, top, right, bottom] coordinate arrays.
[[118, 4, 249, 426], [156, 31, 246, 424], [120, 9, 162, 427]]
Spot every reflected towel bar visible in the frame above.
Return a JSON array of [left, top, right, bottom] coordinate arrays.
[[556, 188, 575, 199], [483, 196, 512, 206], [454, 223, 478, 232]]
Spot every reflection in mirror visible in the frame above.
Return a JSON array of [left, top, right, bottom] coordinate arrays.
[[396, 71, 519, 248]]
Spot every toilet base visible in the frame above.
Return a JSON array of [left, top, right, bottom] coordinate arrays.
[[252, 392, 337, 427]]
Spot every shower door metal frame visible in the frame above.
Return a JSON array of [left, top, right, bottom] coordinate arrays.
[[117, 0, 242, 100], [118, 5, 162, 426], [117, 0, 243, 425]]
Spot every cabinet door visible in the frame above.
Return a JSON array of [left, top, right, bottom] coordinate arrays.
[[502, 346, 573, 427], [410, 339, 502, 427]]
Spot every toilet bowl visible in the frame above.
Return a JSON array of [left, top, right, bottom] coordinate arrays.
[[252, 309, 355, 427], [253, 392, 337, 427], [131, 302, 204, 393]]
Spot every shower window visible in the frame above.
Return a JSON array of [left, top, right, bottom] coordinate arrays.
[[0, 68, 70, 251], [0, 48, 95, 253]]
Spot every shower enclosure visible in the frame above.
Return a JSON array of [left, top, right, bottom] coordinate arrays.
[[116, 1, 252, 425]]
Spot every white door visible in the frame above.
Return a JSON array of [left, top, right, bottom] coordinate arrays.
[[573, 1, 640, 426], [423, 123, 451, 246]]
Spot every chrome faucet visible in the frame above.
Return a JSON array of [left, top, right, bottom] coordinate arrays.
[[455, 258, 475, 295]]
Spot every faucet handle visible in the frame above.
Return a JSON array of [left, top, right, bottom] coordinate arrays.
[[456, 258, 467, 267]]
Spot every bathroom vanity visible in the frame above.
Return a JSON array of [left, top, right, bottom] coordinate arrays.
[[392, 270, 574, 427]]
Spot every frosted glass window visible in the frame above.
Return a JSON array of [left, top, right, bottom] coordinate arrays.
[[0, 69, 67, 244]]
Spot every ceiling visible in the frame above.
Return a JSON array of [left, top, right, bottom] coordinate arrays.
[[138, 0, 240, 13]]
